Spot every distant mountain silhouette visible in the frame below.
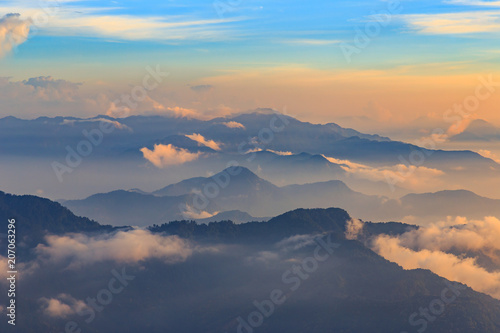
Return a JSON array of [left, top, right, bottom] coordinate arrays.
[[61, 189, 221, 227], [0, 191, 114, 254], [62, 167, 500, 226], [450, 119, 500, 142], [1, 111, 495, 172], [400, 189, 500, 219], [3, 195, 500, 333], [62, 167, 392, 226]]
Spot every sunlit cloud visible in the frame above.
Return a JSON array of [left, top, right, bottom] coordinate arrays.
[[446, 0, 500, 7], [0, 1, 244, 42], [36, 230, 194, 267], [371, 216, 500, 299], [185, 133, 222, 151], [222, 121, 245, 129], [323, 155, 445, 191], [141, 144, 202, 168], [40, 294, 89, 318], [0, 13, 31, 58], [61, 118, 132, 131], [401, 11, 500, 34], [478, 149, 500, 164]]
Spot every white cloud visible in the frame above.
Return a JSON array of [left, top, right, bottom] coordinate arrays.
[[267, 149, 293, 156], [40, 294, 89, 318], [185, 133, 222, 151], [0, 76, 111, 118], [400, 11, 500, 34], [345, 219, 364, 240], [0, 2, 243, 42], [323, 155, 445, 191], [371, 216, 500, 299], [181, 205, 219, 219], [276, 234, 320, 252], [61, 118, 132, 131], [446, 0, 500, 7], [0, 13, 31, 58], [36, 230, 194, 267], [140, 144, 202, 168], [222, 121, 245, 129]]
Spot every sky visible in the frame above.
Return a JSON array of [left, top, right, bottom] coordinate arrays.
[[0, 0, 500, 129]]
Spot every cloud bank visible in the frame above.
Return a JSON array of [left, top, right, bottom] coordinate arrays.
[[371, 216, 500, 299], [36, 230, 194, 267], [323, 155, 445, 192]]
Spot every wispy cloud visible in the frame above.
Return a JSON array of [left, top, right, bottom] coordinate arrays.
[[446, 0, 500, 7], [283, 39, 341, 45], [401, 11, 500, 34], [0, 1, 245, 42], [185, 133, 222, 151]]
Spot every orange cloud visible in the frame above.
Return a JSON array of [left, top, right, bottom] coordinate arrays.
[[371, 216, 500, 299], [140, 144, 201, 168], [186, 133, 222, 151]]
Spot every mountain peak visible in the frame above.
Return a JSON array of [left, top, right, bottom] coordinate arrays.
[[218, 165, 258, 179], [267, 207, 351, 234]]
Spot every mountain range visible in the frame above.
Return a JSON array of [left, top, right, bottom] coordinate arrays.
[[2, 110, 498, 202], [2, 193, 500, 332], [1, 110, 496, 170], [61, 166, 500, 226]]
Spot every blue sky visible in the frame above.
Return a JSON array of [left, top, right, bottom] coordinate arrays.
[[0, 0, 500, 124], [2, 0, 498, 75]]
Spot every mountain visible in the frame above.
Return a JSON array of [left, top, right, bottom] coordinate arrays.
[[400, 189, 500, 220], [61, 167, 500, 227], [1, 111, 495, 170], [87, 209, 500, 332], [0, 191, 111, 235], [0, 191, 114, 255], [153, 166, 280, 198], [4, 196, 500, 332], [61, 190, 221, 226], [238, 151, 346, 185], [62, 167, 392, 226], [195, 210, 268, 224], [2, 111, 497, 203], [450, 119, 500, 142]]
